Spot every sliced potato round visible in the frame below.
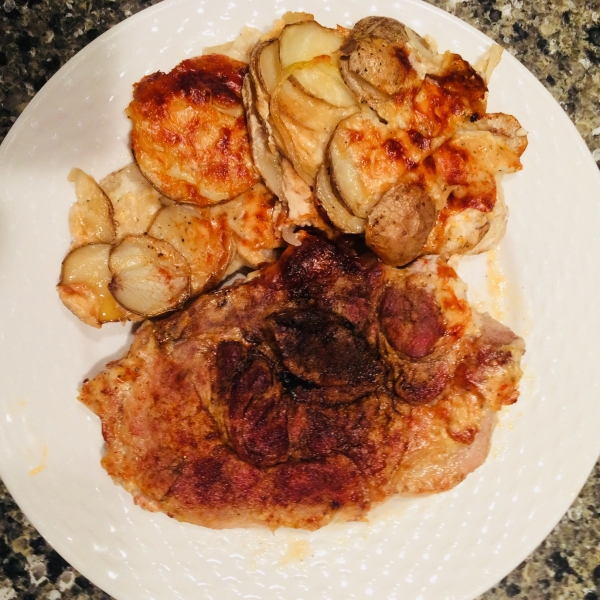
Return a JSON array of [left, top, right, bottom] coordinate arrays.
[[270, 76, 358, 184], [328, 108, 415, 219], [344, 16, 411, 47], [291, 60, 356, 108], [339, 57, 389, 108], [340, 18, 414, 96], [263, 11, 315, 41], [67, 169, 116, 246], [57, 243, 133, 327], [249, 39, 282, 129], [279, 20, 346, 70], [365, 182, 437, 266], [99, 163, 164, 239], [257, 39, 282, 95], [148, 204, 233, 296], [241, 77, 285, 199], [314, 161, 365, 234], [109, 235, 191, 317]]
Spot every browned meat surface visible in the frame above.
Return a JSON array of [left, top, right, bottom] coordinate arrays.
[[80, 235, 524, 530]]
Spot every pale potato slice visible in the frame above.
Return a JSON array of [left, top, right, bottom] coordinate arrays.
[[242, 77, 285, 199], [248, 39, 282, 136], [279, 20, 346, 70], [99, 163, 164, 239], [474, 43, 503, 84], [148, 204, 233, 296], [67, 169, 116, 246], [292, 60, 356, 108], [249, 42, 270, 106], [262, 11, 315, 41], [271, 76, 358, 183], [57, 243, 133, 328], [109, 235, 191, 317], [314, 161, 365, 234], [257, 39, 283, 95]]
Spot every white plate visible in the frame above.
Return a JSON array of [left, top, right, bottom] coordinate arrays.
[[1, 0, 599, 598]]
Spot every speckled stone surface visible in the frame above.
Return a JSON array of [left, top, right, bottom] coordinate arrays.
[[0, 1, 599, 599]]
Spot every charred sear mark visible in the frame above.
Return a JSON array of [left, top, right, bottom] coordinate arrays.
[[278, 369, 318, 393], [282, 236, 360, 299], [269, 309, 382, 404], [392, 359, 452, 405], [216, 341, 289, 467]]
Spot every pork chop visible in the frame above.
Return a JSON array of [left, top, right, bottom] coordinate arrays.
[[80, 235, 524, 529]]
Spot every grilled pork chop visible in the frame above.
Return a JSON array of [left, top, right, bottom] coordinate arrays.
[[80, 235, 524, 529]]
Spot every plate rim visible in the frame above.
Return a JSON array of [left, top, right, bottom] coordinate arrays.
[[1, 0, 600, 598]]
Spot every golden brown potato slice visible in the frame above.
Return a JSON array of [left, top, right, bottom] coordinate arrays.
[[339, 16, 485, 132], [278, 20, 346, 70], [99, 163, 165, 239], [108, 235, 191, 317], [422, 113, 528, 256], [328, 108, 412, 218], [67, 169, 116, 246], [127, 54, 259, 206], [213, 183, 283, 268], [148, 204, 233, 296], [365, 182, 437, 266], [57, 243, 134, 328]]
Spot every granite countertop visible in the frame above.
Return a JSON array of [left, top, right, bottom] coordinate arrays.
[[1, 0, 599, 598]]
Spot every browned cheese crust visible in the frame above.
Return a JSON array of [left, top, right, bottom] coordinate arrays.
[[127, 54, 260, 206], [317, 17, 529, 262], [80, 236, 524, 530]]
